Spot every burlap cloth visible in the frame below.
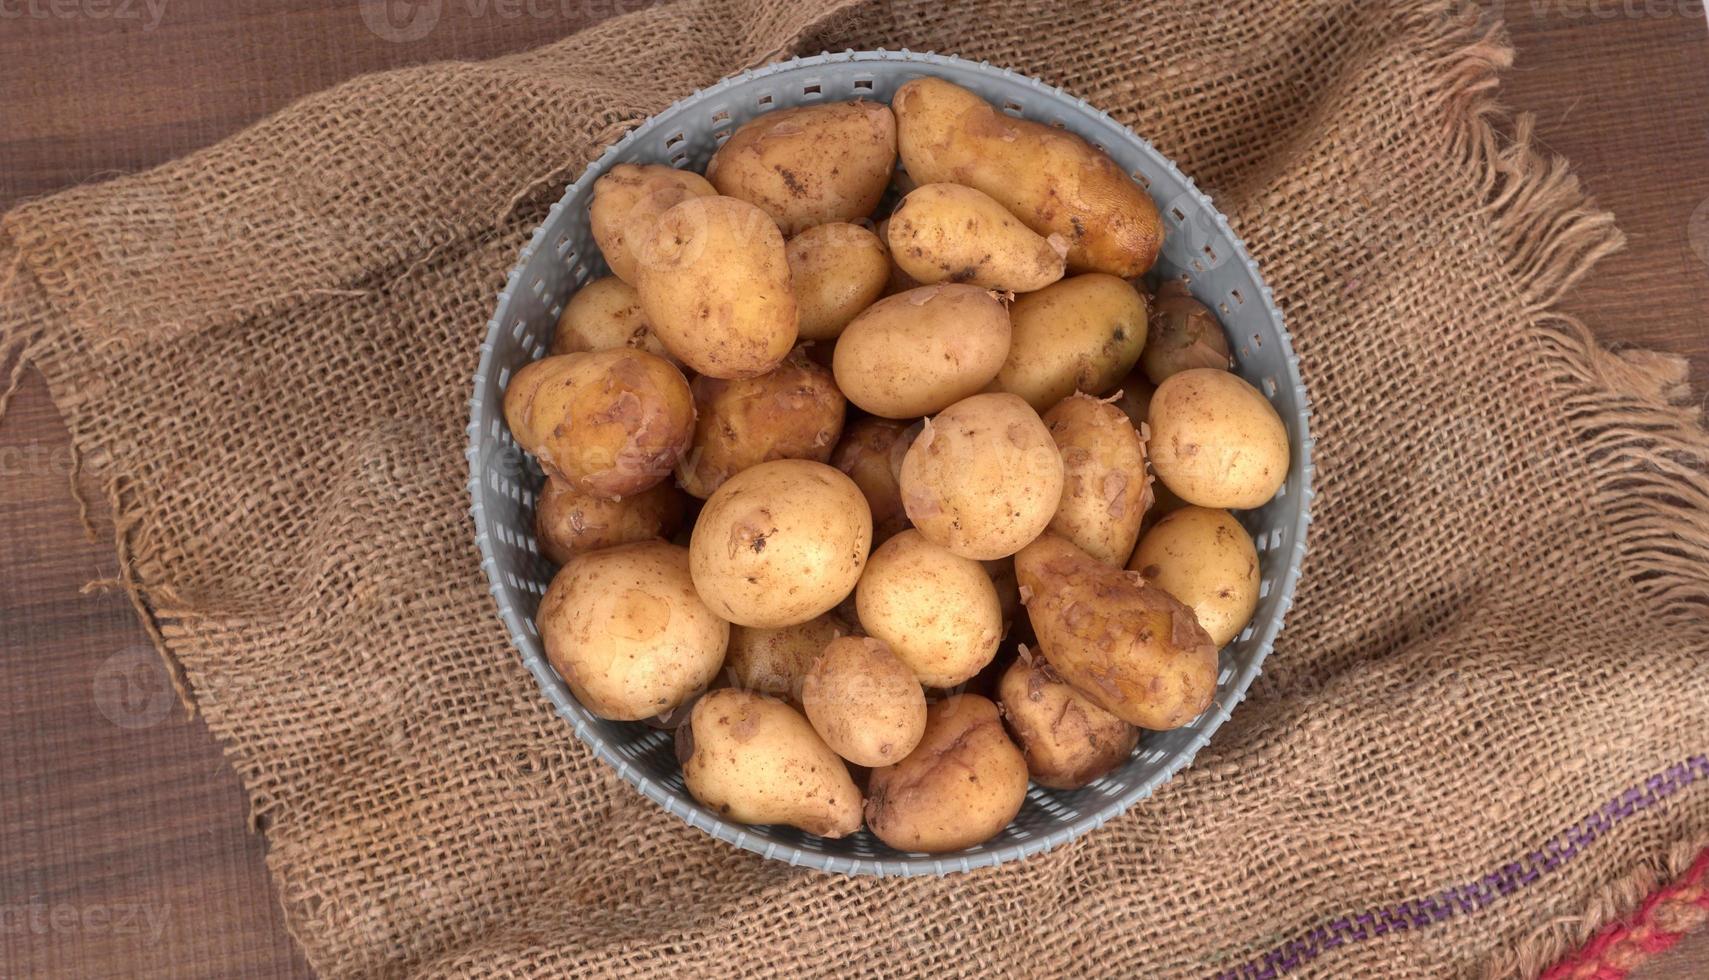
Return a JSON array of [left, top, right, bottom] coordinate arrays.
[[2, 0, 1707, 976]]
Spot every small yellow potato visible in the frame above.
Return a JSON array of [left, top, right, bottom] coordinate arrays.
[[899, 393, 1064, 560], [635, 196, 798, 379], [802, 636, 928, 767], [998, 653, 1139, 789], [549, 275, 677, 367], [1015, 534, 1218, 730], [589, 163, 717, 284], [502, 350, 694, 499], [1141, 279, 1231, 384], [832, 284, 1012, 418], [830, 417, 916, 546], [1128, 506, 1260, 648], [996, 273, 1149, 412], [855, 530, 1003, 688], [675, 350, 846, 498], [537, 540, 728, 721], [894, 77, 1164, 277], [680, 689, 863, 838], [724, 613, 852, 703], [886, 183, 1066, 292], [1043, 393, 1152, 566], [865, 694, 1028, 853], [689, 460, 872, 628], [1148, 368, 1290, 509], [787, 222, 891, 341], [533, 476, 689, 565], [706, 100, 897, 234]]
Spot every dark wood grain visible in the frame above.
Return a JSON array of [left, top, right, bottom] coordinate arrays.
[[1, 4, 1705, 978]]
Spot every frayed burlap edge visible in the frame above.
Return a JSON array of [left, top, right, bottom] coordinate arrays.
[[1, 1, 1708, 975]]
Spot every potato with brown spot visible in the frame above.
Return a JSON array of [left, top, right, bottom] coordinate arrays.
[[1015, 533, 1218, 730], [1129, 506, 1259, 648], [537, 540, 728, 721], [1142, 279, 1232, 384], [886, 183, 1066, 292], [830, 417, 916, 547], [802, 636, 928, 767], [675, 349, 846, 499], [787, 222, 891, 342], [589, 163, 717, 284], [689, 459, 872, 628], [1148, 368, 1290, 509], [534, 476, 689, 565], [636, 196, 798, 379], [724, 612, 852, 703], [998, 652, 1139, 789], [707, 100, 896, 234], [550, 275, 678, 367], [894, 77, 1164, 276], [832, 284, 1012, 419], [855, 529, 1003, 688], [996, 273, 1150, 412], [865, 694, 1028, 853], [502, 349, 694, 499], [1044, 393, 1152, 566], [680, 689, 863, 837], [899, 392, 1064, 560]]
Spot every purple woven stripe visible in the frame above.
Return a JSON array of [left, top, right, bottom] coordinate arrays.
[[1209, 755, 1709, 980]]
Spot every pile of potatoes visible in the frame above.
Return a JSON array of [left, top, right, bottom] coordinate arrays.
[[505, 77, 1291, 853]]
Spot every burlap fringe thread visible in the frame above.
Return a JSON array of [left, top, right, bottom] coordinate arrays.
[[0, 4, 1707, 973]]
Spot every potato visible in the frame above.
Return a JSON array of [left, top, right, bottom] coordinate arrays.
[[706, 100, 896, 234], [724, 613, 852, 702], [865, 694, 1028, 852], [635, 196, 798, 379], [675, 350, 846, 498], [832, 284, 1011, 418], [998, 653, 1139, 789], [534, 476, 689, 565], [689, 459, 872, 628], [787, 222, 891, 341], [1044, 394, 1152, 566], [680, 689, 863, 837], [886, 183, 1066, 292], [1129, 506, 1259, 648], [855, 530, 1003, 688], [1015, 533, 1217, 730], [1148, 368, 1289, 509], [830, 417, 916, 546], [894, 77, 1164, 277], [502, 350, 694, 498], [1112, 365, 1155, 430], [1142, 279, 1231, 384], [537, 540, 728, 721], [899, 393, 1064, 560], [996, 274, 1149, 412], [549, 275, 677, 366], [875, 217, 924, 295], [589, 163, 717, 285], [802, 636, 928, 767]]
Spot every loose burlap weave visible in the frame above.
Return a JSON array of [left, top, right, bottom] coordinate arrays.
[[3, 0, 1707, 976]]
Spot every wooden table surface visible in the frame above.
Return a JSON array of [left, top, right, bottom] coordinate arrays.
[[1, 3, 1705, 977]]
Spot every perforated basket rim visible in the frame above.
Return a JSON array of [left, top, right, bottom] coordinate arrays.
[[467, 49, 1314, 877]]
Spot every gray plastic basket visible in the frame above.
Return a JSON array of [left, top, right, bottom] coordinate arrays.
[[467, 50, 1313, 876]]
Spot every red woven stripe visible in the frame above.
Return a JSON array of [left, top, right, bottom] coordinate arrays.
[[1541, 847, 1709, 980]]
